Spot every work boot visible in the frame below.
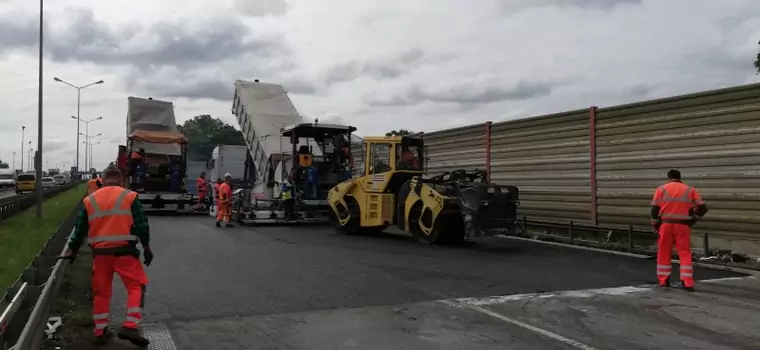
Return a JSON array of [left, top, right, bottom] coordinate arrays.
[[118, 327, 150, 347], [93, 327, 114, 345], [681, 284, 695, 292], [225, 223, 235, 228], [215, 221, 221, 227], [659, 279, 670, 288]]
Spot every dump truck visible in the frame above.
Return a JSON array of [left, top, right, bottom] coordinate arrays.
[[118, 97, 197, 212], [229, 79, 358, 224]]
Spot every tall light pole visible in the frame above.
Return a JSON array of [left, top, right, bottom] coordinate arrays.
[[36, 0, 43, 219], [12, 152, 15, 170], [28, 141, 32, 172], [80, 132, 101, 171], [54, 78, 104, 172], [20, 126, 25, 171], [90, 141, 101, 170], [72, 116, 102, 171]]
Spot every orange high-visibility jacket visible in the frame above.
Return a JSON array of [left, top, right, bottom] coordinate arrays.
[[84, 187, 138, 249], [86, 178, 102, 195], [651, 181, 704, 223], [218, 183, 232, 205]]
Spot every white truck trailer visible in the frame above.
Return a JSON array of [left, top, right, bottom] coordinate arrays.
[[120, 97, 197, 212]]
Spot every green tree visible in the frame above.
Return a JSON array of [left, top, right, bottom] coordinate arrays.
[[385, 129, 415, 137], [0, 160, 8, 169], [755, 41, 760, 74], [178, 115, 246, 161]]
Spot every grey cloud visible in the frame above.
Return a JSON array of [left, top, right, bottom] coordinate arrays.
[[234, 0, 289, 17], [501, 0, 641, 12], [323, 48, 425, 85], [141, 79, 234, 101], [365, 80, 553, 107], [127, 71, 317, 101], [0, 7, 287, 70], [43, 139, 69, 151]]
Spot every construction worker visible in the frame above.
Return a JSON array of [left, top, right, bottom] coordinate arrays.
[[86, 172, 103, 195], [399, 144, 420, 170], [196, 172, 207, 206], [129, 148, 146, 176], [58, 167, 152, 347], [650, 169, 708, 292], [216, 173, 234, 227], [281, 173, 295, 220], [212, 177, 223, 214]]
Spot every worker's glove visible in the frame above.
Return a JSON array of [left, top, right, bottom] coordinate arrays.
[[650, 220, 660, 234], [57, 250, 77, 264], [143, 248, 154, 266]]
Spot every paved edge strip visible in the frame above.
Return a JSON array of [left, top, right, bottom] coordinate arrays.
[[498, 235, 760, 276], [438, 275, 756, 350], [143, 322, 177, 350], [441, 300, 599, 350]]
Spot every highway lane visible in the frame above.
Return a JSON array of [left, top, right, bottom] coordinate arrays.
[[102, 216, 754, 350], [0, 187, 19, 200]]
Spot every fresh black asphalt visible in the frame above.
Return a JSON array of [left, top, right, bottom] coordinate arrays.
[[139, 215, 742, 325]]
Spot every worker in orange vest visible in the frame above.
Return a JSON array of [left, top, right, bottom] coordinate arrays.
[[650, 169, 708, 292], [212, 177, 223, 213], [196, 172, 207, 206], [399, 144, 419, 170], [86, 172, 103, 195], [58, 167, 152, 346], [216, 174, 234, 227]]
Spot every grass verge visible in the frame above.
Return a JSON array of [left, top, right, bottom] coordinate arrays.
[[43, 249, 97, 350], [0, 185, 85, 292]]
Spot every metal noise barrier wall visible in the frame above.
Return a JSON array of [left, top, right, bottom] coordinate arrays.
[[424, 82, 760, 255]]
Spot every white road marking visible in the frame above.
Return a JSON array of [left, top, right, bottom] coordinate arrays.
[[442, 300, 599, 350], [440, 276, 757, 349], [451, 285, 652, 306]]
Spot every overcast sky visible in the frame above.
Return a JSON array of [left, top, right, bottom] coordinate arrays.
[[0, 0, 758, 171]]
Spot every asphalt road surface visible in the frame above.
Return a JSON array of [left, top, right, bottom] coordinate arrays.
[[0, 187, 19, 200], [102, 216, 757, 350]]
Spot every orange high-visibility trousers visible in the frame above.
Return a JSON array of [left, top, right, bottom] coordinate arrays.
[[656, 223, 694, 287], [216, 203, 231, 223], [91, 255, 148, 336]]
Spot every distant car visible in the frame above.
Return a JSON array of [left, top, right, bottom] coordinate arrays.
[[41, 177, 55, 189], [53, 174, 66, 186], [0, 169, 15, 189], [16, 173, 36, 194]]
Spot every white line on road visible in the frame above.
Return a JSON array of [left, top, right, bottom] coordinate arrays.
[[440, 276, 757, 350], [442, 300, 599, 350], [451, 285, 651, 306]]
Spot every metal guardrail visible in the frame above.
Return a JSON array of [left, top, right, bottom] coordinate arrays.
[[0, 182, 82, 350], [0, 182, 82, 224], [518, 215, 723, 259]]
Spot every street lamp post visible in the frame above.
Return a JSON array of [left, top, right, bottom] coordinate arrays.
[[35, 0, 43, 219], [20, 126, 25, 171], [80, 132, 101, 171], [72, 116, 102, 171], [54, 78, 104, 172], [90, 141, 101, 170], [12, 152, 15, 170]]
